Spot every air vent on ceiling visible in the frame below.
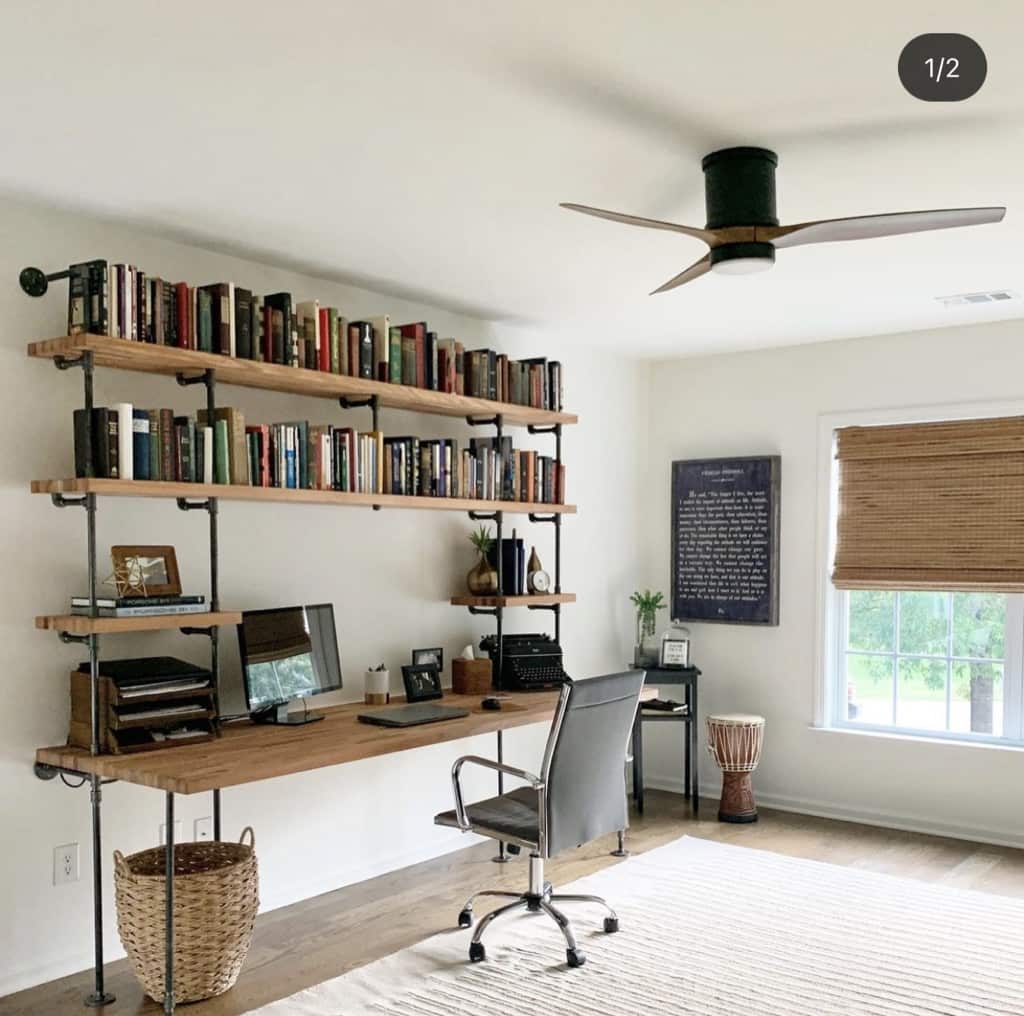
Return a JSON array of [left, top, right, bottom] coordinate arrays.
[[936, 289, 1019, 307]]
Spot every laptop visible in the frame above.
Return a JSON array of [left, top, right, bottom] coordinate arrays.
[[358, 703, 470, 728]]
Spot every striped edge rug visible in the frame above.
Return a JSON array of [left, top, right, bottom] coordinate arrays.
[[246, 835, 1024, 1015]]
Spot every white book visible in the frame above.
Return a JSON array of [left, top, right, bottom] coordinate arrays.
[[202, 426, 214, 485], [114, 402, 133, 480]]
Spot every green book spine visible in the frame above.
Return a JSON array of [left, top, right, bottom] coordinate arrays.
[[389, 327, 402, 384], [329, 309, 340, 374], [214, 419, 229, 485], [147, 410, 161, 481], [197, 289, 213, 353]]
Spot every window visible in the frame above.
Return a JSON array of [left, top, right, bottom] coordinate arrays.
[[834, 589, 1024, 742]]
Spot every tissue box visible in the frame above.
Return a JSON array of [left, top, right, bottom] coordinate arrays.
[[452, 658, 492, 695]]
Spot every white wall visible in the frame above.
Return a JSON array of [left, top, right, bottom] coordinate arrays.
[[641, 319, 1024, 847], [0, 198, 647, 995]]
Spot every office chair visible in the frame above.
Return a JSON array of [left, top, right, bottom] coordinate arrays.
[[435, 669, 645, 968]]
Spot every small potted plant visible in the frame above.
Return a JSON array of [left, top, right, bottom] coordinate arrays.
[[466, 525, 499, 595], [630, 589, 667, 667]]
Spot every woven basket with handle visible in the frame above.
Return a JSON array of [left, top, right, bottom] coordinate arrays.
[[114, 827, 258, 1004]]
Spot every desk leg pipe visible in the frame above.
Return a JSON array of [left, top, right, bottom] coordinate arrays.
[[493, 730, 509, 863], [213, 788, 221, 841], [610, 829, 629, 858], [164, 792, 175, 1016], [84, 775, 114, 1007]]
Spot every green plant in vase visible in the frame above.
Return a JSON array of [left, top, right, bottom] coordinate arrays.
[[467, 525, 499, 596], [630, 589, 667, 667]]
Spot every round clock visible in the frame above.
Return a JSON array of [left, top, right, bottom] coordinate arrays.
[[528, 569, 551, 594]]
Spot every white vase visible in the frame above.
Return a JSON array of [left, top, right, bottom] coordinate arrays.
[[364, 669, 390, 705]]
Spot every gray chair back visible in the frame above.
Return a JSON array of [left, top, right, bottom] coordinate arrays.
[[540, 670, 645, 857]]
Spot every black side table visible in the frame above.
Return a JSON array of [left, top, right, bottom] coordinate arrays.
[[631, 665, 700, 815]]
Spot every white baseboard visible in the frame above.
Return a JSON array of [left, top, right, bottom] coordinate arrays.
[[0, 829, 479, 999], [642, 770, 1024, 851]]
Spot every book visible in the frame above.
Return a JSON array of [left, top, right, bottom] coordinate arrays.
[[369, 315, 391, 382], [159, 408, 175, 480], [398, 322, 427, 388], [389, 326, 403, 384], [198, 283, 231, 356], [348, 321, 373, 378], [200, 425, 214, 484], [119, 679, 210, 699], [264, 293, 292, 365], [296, 300, 320, 371], [71, 594, 205, 608], [132, 409, 150, 481], [196, 287, 213, 352], [198, 407, 247, 485], [73, 409, 94, 478], [114, 403, 133, 481], [235, 287, 252, 359], [147, 410, 161, 481], [67, 261, 93, 335], [96, 407, 118, 478], [70, 602, 209, 618]]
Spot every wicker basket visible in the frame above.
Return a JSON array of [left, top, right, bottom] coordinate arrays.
[[114, 827, 259, 1004]]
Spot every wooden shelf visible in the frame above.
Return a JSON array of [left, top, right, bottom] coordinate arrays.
[[28, 335, 578, 427], [450, 593, 576, 607], [31, 478, 577, 515], [35, 611, 242, 635]]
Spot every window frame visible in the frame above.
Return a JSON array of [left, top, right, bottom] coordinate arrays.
[[815, 400, 1024, 749]]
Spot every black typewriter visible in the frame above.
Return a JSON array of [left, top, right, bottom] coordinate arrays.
[[479, 633, 570, 691]]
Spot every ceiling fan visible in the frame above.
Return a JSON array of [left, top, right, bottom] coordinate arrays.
[[561, 147, 1005, 294]]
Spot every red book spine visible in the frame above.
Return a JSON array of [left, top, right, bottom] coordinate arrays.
[[319, 309, 330, 372], [175, 282, 189, 349]]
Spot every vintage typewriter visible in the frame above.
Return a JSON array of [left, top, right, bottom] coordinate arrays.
[[479, 633, 570, 691]]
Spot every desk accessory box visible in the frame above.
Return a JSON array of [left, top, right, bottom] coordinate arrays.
[[452, 658, 492, 695]]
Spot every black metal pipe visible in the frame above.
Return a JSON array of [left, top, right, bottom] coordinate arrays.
[[213, 789, 221, 842], [165, 792, 175, 1015], [83, 776, 114, 1007]]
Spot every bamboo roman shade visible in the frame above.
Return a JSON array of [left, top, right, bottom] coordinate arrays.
[[832, 416, 1024, 591]]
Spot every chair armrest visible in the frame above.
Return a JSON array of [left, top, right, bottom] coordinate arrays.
[[450, 755, 544, 832]]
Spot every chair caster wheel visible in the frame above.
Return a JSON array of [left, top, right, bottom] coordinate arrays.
[[603, 917, 619, 934], [469, 942, 486, 963], [458, 910, 473, 929], [566, 948, 586, 968]]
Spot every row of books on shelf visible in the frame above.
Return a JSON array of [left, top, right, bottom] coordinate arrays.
[[70, 594, 208, 618], [66, 259, 564, 410], [72, 405, 567, 504]]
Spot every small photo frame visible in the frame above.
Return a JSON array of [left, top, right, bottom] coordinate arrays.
[[412, 647, 444, 673], [110, 545, 181, 598], [402, 663, 443, 703]]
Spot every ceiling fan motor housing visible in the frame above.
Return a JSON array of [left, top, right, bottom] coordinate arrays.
[[702, 146, 779, 270]]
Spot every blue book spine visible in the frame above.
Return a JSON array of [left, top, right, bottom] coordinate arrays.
[[132, 409, 150, 481]]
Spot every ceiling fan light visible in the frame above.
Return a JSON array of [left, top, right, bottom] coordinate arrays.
[[709, 241, 775, 276]]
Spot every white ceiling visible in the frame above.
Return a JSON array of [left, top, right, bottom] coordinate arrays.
[[2, 0, 1022, 357]]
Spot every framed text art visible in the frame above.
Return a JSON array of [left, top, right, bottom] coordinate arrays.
[[671, 456, 781, 625]]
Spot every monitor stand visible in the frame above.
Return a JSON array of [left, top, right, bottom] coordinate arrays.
[[250, 701, 325, 726]]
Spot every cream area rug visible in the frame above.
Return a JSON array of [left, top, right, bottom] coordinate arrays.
[[247, 836, 1024, 1015]]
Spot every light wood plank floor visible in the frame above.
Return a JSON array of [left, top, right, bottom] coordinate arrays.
[[5, 791, 1024, 1016]]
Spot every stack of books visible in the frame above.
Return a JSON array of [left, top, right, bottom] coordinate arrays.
[[66, 260, 564, 411], [72, 404, 567, 504], [71, 594, 207, 618]]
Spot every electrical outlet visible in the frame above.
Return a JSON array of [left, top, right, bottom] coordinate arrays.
[[158, 820, 184, 845], [194, 817, 213, 842], [53, 843, 79, 885]]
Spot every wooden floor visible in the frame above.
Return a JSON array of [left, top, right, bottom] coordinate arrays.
[[5, 791, 1024, 1016]]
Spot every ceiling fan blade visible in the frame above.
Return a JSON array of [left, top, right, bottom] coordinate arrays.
[[650, 255, 711, 295], [765, 207, 1005, 249], [560, 203, 715, 244]]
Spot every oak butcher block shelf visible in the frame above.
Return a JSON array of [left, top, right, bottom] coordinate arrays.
[[31, 478, 577, 515], [34, 690, 565, 795], [35, 611, 242, 635], [449, 593, 576, 607], [28, 334, 578, 427]]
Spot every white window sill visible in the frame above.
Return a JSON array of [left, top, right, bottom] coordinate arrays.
[[809, 723, 1024, 753]]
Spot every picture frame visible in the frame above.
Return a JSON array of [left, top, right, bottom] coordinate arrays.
[[109, 545, 182, 598], [401, 663, 443, 703], [411, 647, 444, 673]]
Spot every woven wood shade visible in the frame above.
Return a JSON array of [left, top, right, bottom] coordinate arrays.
[[832, 416, 1024, 591]]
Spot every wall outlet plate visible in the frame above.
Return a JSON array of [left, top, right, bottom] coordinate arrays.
[[159, 820, 184, 846], [194, 816, 213, 842], [53, 843, 79, 885]]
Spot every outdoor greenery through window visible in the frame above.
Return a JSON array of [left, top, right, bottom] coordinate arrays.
[[840, 590, 1023, 741]]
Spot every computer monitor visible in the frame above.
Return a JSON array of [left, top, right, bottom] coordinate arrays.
[[237, 603, 342, 725]]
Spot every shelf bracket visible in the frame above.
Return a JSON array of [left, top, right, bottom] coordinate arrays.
[[34, 762, 60, 781], [54, 349, 94, 373], [51, 493, 88, 509], [528, 513, 558, 524], [465, 414, 501, 427], [526, 424, 559, 436], [527, 603, 560, 613], [58, 631, 92, 646], [467, 606, 499, 617], [175, 367, 215, 389], [468, 510, 500, 522], [339, 395, 380, 434], [176, 497, 212, 512], [180, 626, 215, 638]]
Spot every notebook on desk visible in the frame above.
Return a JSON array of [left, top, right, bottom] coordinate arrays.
[[357, 703, 470, 728]]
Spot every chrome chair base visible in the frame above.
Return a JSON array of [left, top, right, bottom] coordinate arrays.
[[458, 855, 619, 968]]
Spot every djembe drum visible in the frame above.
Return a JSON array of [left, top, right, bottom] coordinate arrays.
[[705, 714, 765, 823]]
